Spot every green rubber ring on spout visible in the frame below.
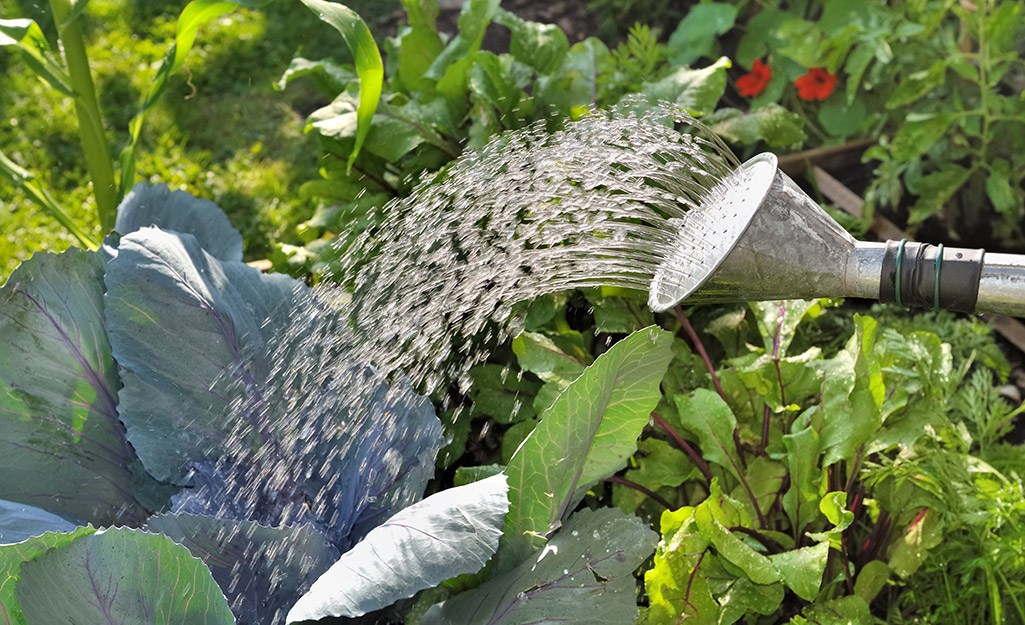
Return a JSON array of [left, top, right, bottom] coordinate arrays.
[[894, 238, 907, 308]]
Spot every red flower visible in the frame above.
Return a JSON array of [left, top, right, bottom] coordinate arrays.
[[736, 59, 772, 97], [794, 67, 837, 101]]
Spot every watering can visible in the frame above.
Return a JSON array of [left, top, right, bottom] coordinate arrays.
[[648, 153, 1025, 317]]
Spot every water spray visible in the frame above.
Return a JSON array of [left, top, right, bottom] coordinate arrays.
[[649, 152, 1025, 316]]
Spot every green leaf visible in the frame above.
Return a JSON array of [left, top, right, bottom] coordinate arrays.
[[512, 331, 590, 382], [776, 18, 824, 67], [0, 526, 96, 625], [818, 316, 882, 467], [818, 96, 866, 137], [0, 18, 74, 95], [781, 425, 822, 531], [586, 291, 655, 334], [467, 364, 540, 424], [0, 148, 97, 249], [467, 51, 529, 132], [667, 3, 738, 66], [397, 0, 443, 92], [104, 228, 301, 484], [645, 506, 718, 624], [769, 543, 829, 601], [854, 560, 890, 603], [886, 60, 946, 109], [891, 113, 958, 161], [0, 249, 165, 526], [147, 514, 338, 624], [276, 56, 356, 93], [819, 491, 854, 531], [986, 158, 1018, 215], [58, 0, 91, 28], [888, 508, 943, 578], [120, 0, 241, 197], [426, 0, 500, 80], [750, 299, 820, 358], [614, 438, 695, 512], [717, 577, 784, 625], [422, 507, 657, 625], [0, 500, 77, 544], [730, 457, 786, 522], [298, 0, 384, 172], [502, 327, 673, 563], [694, 496, 781, 585], [640, 57, 731, 117], [796, 596, 872, 625], [15, 529, 234, 624], [675, 388, 743, 481], [844, 42, 875, 103], [908, 164, 974, 224], [115, 183, 244, 261], [288, 475, 509, 621], [735, 8, 788, 68], [706, 105, 806, 147], [493, 9, 570, 75]]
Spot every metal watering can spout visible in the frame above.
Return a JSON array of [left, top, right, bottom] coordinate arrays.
[[649, 152, 1025, 316]]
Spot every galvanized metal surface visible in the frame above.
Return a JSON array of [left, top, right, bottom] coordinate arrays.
[[979, 253, 1025, 316]]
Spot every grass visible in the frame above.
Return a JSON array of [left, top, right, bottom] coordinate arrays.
[[0, 0, 399, 281]]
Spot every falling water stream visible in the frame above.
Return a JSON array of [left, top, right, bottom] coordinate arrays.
[[186, 103, 742, 609]]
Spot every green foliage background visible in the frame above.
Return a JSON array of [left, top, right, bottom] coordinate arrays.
[[0, 0, 398, 280]]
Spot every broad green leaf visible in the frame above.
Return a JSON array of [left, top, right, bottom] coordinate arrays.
[[795, 596, 872, 625], [854, 560, 890, 603], [104, 228, 299, 483], [512, 331, 590, 382], [425, 0, 500, 80], [0, 526, 96, 625], [397, 0, 443, 92], [694, 499, 780, 585], [986, 158, 1018, 215], [718, 577, 784, 625], [888, 509, 943, 578], [0, 501, 78, 545], [308, 84, 361, 140], [734, 8, 788, 68], [908, 164, 974, 224], [147, 514, 338, 625], [298, 0, 384, 171], [115, 183, 244, 261], [423, 507, 657, 625], [494, 9, 570, 75], [453, 464, 505, 487], [675, 388, 743, 481], [0, 249, 164, 526], [886, 60, 947, 109], [706, 105, 806, 147], [467, 51, 530, 134], [667, 3, 738, 66], [750, 299, 820, 358], [502, 327, 673, 563], [819, 316, 882, 467], [818, 96, 866, 137], [0, 18, 73, 95], [844, 42, 875, 102], [276, 56, 357, 94], [891, 113, 957, 161], [587, 291, 655, 334], [644, 506, 718, 624], [781, 425, 822, 531], [16, 528, 234, 624], [467, 364, 540, 424], [614, 438, 694, 513], [769, 543, 829, 601], [288, 474, 509, 621], [730, 457, 786, 522], [819, 491, 854, 531], [640, 57, 731, 117], [776, 18, 823, 67]]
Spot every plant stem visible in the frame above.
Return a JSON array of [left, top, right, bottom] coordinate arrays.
[[606, 475, 674, 510], [673, 306, 727, 402], [651, 411, 713, 483], [49, 0, 118, 233]]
